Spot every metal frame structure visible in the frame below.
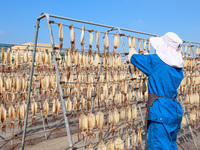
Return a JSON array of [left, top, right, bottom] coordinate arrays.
[[21, 13, 200, 150]]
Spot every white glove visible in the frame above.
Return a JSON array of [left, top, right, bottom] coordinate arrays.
[[128, 48, 137, 62]]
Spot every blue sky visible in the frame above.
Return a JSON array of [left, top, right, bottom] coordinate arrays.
[[0, 0, 200, 52]]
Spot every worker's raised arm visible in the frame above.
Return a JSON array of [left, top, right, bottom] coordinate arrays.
[[128, 48, 152, 76]]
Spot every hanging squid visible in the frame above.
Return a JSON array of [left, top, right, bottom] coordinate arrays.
[[113, 32, 119, 54], [138, 37, 142, 53], [43, 99, 49, 125], [95, 30, 100, 54], [58, 21, 63, 49], [88, 30, 94, 51], [104, 31, 109, 51], [8, 102, 15, 130], [132, 35, 136, 49], [80, 26, 85, 53], [0, 104, 6, 132], [147, 38, 150, 53], [78, 112, 88, 141], [69, 24, 75, 53], [31, 99, 38, 124]]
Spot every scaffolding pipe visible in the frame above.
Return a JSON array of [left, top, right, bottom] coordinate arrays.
[[45, 14, 73, 148], [47, 13, 200, 45], [117, 28, 145, 125], [21, 19, 40, 150]]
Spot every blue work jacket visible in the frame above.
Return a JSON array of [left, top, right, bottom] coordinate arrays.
[[130, 54, 184, 125]]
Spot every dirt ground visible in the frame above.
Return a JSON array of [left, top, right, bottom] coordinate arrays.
[[17, 126, 200, 150]]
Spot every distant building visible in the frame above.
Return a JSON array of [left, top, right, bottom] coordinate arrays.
[[11, 42, 59, 53]]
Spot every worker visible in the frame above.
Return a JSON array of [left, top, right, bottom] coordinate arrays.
[[128, 32, 184, 150]]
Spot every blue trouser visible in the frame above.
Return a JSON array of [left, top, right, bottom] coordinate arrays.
[[148, 121, 180, 150]]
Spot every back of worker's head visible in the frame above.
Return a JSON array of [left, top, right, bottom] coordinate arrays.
[[150, 32, 183, 68]]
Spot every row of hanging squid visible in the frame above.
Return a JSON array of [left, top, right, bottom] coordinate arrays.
[[0, 22, 200, 149]]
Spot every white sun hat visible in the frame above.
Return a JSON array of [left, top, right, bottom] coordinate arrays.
[[150, 32, 183, 68]]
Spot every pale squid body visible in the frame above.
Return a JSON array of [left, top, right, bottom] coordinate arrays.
[[147, 38, 151, 53], [65, 49, 72, 67], [96, 110, 104, 129], [180, 45, 183, 56], [1, 48, 5, 63], [0, 77, 3, 94], [114, 135, 124, 150], [69, 24, 75, 43], [95, 30, 100, 52], [132, 35, 136, 49], [43, 100, 49, 118], [98, 140, 107, 150], [106, 139, 115, 150], [86, 143, 94, 150], [114, 32, 119, 49], [108, 109, 113, 125], [73, 97, 78, 111], [125, 132, 131, 149], [184, 45, 188, 56], [20, 101, 26, 122], [104, 31, 109, 50], [120, 106, 125, 120], [52, 99, 61, 119], [196, 46, 199, 57], [143, 38, 147, 50], [65, 99, 72, 112], [127, 35, 132, 48], [80, 26, 85, 46], [88, 30, 94, 48], [87, 111, 96, 131], [6, 49, 11, 64], [132, 104, 137, 119], [8, 103, 15, 126], [79, 113, 88, 132], [188, 45, 191, 56], [138, 38, 142, 52], [94, 52, 100, 67], [131, 131, 137, 146], [31, 100, 38, 124], [16, 102, 21, 127], [113, 108, 119, 126], [127, 90, 132, 101], [0, 104, 7, 128], [137, 128, 142, 144], [6, 77, 11, 91], [58, 21, 63, 49], [126, 105, 132, 122], [181, 116, 186, 125]]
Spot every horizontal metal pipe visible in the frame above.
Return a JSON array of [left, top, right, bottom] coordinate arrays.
[[46, 13, 200, 45], [47, 13, 158, 37], [37, 13, 46, 20]]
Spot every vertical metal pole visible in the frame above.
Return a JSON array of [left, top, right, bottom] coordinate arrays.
[[37, 78, 47, 140], [21, 19, 40, 150], [91, 56, 103, 111], [117, 28, 147, 149], [45, 14, 73, 148], [117, 28, 145, 126], [39, 102, 47, 139]]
